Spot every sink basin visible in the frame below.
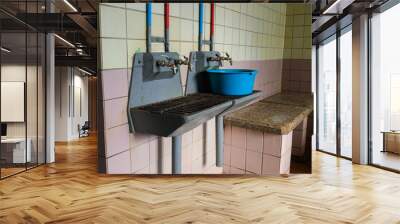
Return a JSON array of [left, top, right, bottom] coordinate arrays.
[[207, 69, 258, 96]]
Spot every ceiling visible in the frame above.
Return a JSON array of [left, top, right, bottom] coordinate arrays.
[[311, 0, 390, 43], [0, 0, 98, 73]]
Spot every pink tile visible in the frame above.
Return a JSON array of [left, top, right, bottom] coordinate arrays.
[[182, 158, 192, 174], [204, 166, 223, 174], [230, 167, 245, 174], [262, 154, 281, 176], [131, 142, 150, 173], [231, 126, 246, 149], [246, 129, 263, 152], [182, 131, 193, 147], [130, 132, 155, 148], [192, 139, 204, 160], [104, 97, 128, 129], [149, 139, 159, 174], [162, 153, 172, 174], [101, 69, 129, 100], [107, 150, 131, 174], [245, 150, 262, 174], [230, 146, 246, 169], [193, 124, 204, 142], [263, 133, 282, 157], [182, 145, 192, 164], [192, 157, 203, 174], [206, 146, 217, 167], [105, 124, 130, 157], [162, 137, 172, 156], [223, 144, 231, 166], [134, 166, 150, 174], [224, 123, 232, 145], [223, 165, 231, 174]]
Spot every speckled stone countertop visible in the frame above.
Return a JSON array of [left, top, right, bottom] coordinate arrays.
[[224, 93, 313, 135], [260, 92, 314, 110]]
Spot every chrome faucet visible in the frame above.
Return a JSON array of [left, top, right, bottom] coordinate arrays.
[[207, 52, 233, 66], [175, 55, 191, 71], [156, 55, 178, 74]]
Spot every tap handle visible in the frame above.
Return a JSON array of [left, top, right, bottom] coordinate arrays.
[[224, 52, 230, 58]]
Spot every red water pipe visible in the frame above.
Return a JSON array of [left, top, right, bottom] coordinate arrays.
[[210, 2, 215, 51], [164, 2, 170, 52], [164, 3, 169, 29]]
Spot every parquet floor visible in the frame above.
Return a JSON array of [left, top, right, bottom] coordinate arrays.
[[1, 135, 400, 223]]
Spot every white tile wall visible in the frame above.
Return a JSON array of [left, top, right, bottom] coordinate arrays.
[[100, 3, 289, 71], [283, 4, 312, 59]]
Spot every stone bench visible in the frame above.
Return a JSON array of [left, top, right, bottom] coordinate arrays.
[[223, 92, 313, 176]]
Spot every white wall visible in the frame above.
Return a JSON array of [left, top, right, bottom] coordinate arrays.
[[55, 67, 89, 141], [1, 63, 46, 164]]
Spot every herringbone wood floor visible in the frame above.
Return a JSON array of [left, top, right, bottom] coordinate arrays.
[[1, 135, 400, 224]]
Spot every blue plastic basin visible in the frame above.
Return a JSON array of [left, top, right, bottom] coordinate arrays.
[[207, 69, 258, 96]]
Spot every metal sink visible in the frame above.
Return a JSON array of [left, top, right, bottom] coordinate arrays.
[[127, 51, 261, 174]]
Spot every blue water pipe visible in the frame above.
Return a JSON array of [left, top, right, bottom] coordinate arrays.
[[146, 3, 152, 53], [198, 2, 204, 51]]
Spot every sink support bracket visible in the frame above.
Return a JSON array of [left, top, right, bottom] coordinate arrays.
[[172, 135, 182, 174], [216, 115, 224, 167]]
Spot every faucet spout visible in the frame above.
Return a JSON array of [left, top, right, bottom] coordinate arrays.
[[156, 55, 178, 74], [207, 52, 232, 67]]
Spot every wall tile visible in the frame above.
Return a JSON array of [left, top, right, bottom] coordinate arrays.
[[262, 154, 280, 175], [192, 157, 203, 174], [101, 38, 128, 70], [246, 150, 262, 174], [192, 139, 204, 160], [224, 144, 231, 166], [134, 133, 156, 149], [224, 124, 232, 145], [180, 3, 194, 20], [149, 139, 159, 174], [246, 129, 263, 153], [105, 124, 130, 157], [230, 167, 245, 174], [126, 3, 145, 11], [101, 69, 128, 100], [104, 97, 128, 129], [126, 10, 145, 39], [100, 6, 126, 38], [153, 14, 164, 37], [223, 165, 231, 174], [216, 6, 225, 25], [131, 142, 150, 173], [170, 17, 181, 41], [182, 130, 193, 147], [263, 133, 281, 157], [107, 150, 131, 174], [127, 39, 146, 67], [230, 146, 246, 169], [231, 126, 246, 149]]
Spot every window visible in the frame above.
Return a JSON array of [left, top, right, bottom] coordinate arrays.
[[317, 35, 337, 154], [316, 25, 353, 158], [339, 27, 352, 158], [370, 3, 400, 171]]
